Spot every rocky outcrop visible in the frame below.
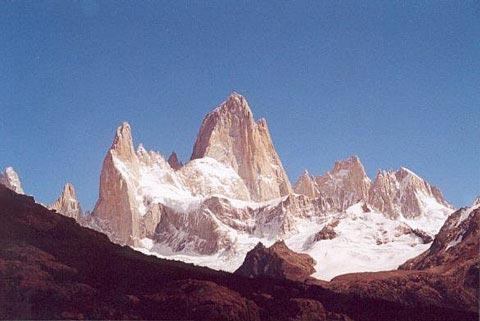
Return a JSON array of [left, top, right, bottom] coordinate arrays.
[[49, 183, 82, 220], [191, 92, 292, 201], [0, 167, 24, 194], [313, 220, 339, 241], [369, 167, 452, 219], [235, 240, 316, 281], [167, 151, 183, 170]]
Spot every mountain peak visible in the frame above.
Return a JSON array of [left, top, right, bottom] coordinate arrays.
[[49, 182, 81, 220], [333, 155, 365, 174], [111, 121, 136, 162], [191, 93, 292, 201], [0, 167, 24, 194], [215, 91, 252, 118]]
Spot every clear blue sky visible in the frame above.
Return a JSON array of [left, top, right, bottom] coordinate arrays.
[[1, 1, 478, 209]]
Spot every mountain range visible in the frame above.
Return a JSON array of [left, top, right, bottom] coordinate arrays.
[[2, 92, 456, 280]]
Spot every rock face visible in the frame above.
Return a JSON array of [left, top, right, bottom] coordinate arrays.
[[369, 167, 451, 219], [294, 170, 320, 199], [49, 183, 82, 220], [235, 240, 316, 281], [191, 92, 292, 201], [167, 151, 183, 170], [294, 157, 452, 223], [0, 167, 24, 194], [294, 156, 371, 211], [92, 122, 141, 245]]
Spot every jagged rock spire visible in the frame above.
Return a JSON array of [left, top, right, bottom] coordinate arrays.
[[191, 92, 292, 201], [110, 121, 136, 162], [296, 155, 371, 211], [50, 183, 82, 220]]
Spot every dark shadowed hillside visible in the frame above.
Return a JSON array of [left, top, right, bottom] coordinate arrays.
[[0, 185, 476, 321]]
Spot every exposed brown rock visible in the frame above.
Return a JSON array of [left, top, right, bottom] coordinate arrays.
[[399, 205, 479, 271], [313, 224, 337, 241], [49, 183, 82, 220], [167, 151, 183, 170], [191, 92, 292, 201], [235, 240, 316, 281]]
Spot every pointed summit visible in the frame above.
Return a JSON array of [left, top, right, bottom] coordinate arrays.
[[314, 155, 371, 211], [294, 170, 319, 199], [369, 166, 452, 219], [167, 151, 183, 170], [191, 93, 292, 201], [111, 122, 136, 162], [0, 167, 24, 194], [49, 182, 82, 220]]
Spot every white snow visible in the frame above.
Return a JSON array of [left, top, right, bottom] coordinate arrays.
[[445, 234, 463, 251]]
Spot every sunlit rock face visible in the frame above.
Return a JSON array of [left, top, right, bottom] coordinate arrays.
[[295, 155, 371, 211], [369, 167, 452, 219], [191, 92, 292, 202], [49, 183, 82, 220]]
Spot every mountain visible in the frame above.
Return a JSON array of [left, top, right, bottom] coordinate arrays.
[[0, 184, 476, 321], [49, 183, 82, 220], [191, 92, 292, 201], [235, 240, 316, 281], [85, 93, 453, 280], [0, 167, 24, 194]]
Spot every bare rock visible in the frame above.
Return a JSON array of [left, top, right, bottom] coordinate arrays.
[[235, 240, 316, 281], [167, 151, 183, 170], [191, 92, 292, 201], [49, 183, 82, 220], [369, 167, 452, 219]]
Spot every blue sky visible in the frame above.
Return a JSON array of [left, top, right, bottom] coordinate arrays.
[[1, 1, 478, 209]]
